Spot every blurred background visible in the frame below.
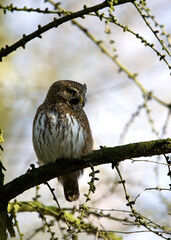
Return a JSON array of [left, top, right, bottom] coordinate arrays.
[[0, 0, 171, 239]]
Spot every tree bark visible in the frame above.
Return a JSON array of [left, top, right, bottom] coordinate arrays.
[[0, 208, 7, 240], [1, 138, 171, 203], [0, 162, 7, 240]]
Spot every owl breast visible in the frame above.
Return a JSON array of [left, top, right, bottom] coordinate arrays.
[[33, 107, 88, 165]]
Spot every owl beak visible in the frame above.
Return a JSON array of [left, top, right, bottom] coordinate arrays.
[[80, 94, 86, 106], [69, 94, 85, 110], [80, 95, 83, 104]]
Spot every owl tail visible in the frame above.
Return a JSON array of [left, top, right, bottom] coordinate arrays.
[[59, 172, 80, 202]]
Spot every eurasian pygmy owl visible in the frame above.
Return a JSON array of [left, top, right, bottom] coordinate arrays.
[[32, 80, 93, 202]]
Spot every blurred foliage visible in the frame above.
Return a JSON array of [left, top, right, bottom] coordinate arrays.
[[0, 129, 4, 144]]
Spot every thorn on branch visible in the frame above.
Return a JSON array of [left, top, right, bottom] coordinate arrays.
[[123, 26, 129, 32], [94, 11, 100, 17], [118, 180, 126, 184], [30, 164, 35, 170], [126, 200, 135, 206], [159, 54, 166, 61], [154, 30, 159, 34], [45, 7, 48, 13], [132, 73, 139, 78], [111, 161, 119, 169], [26, 163, 35, 173], [37, 25, 43, 38], [54, 2, 61, 9], [83, 5, 87, 10], [22, 34, 27, 49], [5, 45, 9, 51], [0, 161, 6, 171], [99, 13, 104, 21], [53, 17, 58, 28]]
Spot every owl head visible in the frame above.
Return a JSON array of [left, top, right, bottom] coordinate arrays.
[[43, 80, 87, 111]]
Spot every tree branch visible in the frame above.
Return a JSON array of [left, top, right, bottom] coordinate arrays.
[[0, 0, 134, 61], [1, 138, 171, 204]]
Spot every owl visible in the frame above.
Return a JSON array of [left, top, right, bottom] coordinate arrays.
[[32, 80, 93, 202]]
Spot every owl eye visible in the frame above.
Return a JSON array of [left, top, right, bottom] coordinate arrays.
[[70, 98, 80, 105], [66, 89, 76, 95]]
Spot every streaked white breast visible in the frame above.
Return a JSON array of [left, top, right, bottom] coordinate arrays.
[[33, 110, 87, 164]]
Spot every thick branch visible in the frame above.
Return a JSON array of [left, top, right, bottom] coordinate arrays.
[[0, 0, 134, 61], [1, 138, 171, 204]]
